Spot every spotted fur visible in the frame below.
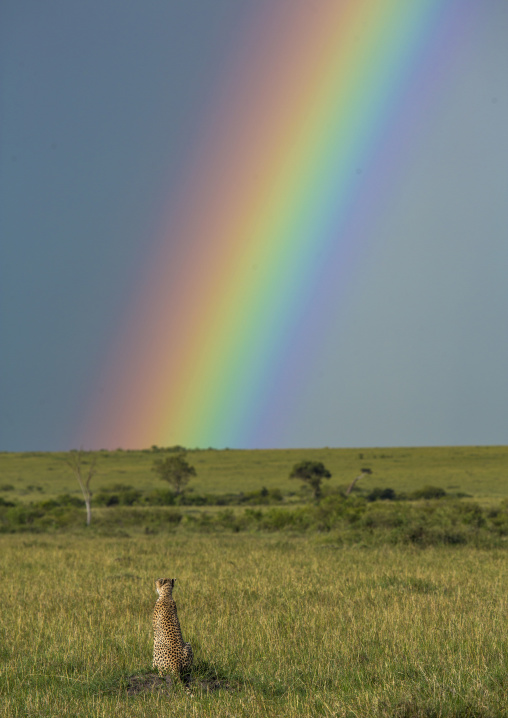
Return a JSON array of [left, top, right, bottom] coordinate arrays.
[[152, 578, 193, 684]]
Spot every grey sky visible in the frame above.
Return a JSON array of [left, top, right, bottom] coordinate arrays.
[[1, 0, 507, 451]]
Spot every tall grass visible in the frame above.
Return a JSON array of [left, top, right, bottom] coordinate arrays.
[[1, 533, 507, 717], [2, 493, 508, 549]]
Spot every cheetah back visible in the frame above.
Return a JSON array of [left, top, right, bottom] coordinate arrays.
[[152, 582, 192, 679]]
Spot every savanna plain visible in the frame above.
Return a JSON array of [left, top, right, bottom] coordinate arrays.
[[1, 446, 507, 717]]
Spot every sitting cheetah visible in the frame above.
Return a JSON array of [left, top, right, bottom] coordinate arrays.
[[152, 578, 193, 686]]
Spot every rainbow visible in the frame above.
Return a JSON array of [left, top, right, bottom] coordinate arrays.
[[82, 0, 474, 450]]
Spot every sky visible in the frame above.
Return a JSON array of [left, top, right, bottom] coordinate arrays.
[[1, 0, 507, 452]]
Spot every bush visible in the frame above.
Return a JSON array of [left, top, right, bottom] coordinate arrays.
[[141, 487, 285, 507], [164, 509, 183, 524], [118, 489, 142, 506], [402, 524, 467, 547], [93, 486, 142, 506], [0, 496, 15, 507], [2, 484, 507, 547], [367, 487, 397, 502], [56, 494, 83, 507], [175, 492, 208, 506], [238, 487, 284, 505], [94, 492, 120, 506], [144, 489, 176, 506], [410, 485, 447, 500], [0, 504, 45, 531]]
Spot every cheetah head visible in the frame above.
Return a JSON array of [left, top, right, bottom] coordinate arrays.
[[155, 577, 175, 596]]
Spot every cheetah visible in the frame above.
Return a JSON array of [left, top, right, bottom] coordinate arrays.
[[152, 578, 193, 686]]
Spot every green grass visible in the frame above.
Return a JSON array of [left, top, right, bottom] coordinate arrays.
[[1, 446, 507, 716], [1, 445, 507, 502], [3, 496, 508, 547], [1, 532, 507, 717]]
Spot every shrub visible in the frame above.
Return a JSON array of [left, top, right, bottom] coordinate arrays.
[[118, 489, 142, 506], [0, 496, 16, 507], [367, 487, 397, 501], [239, 487, 284, 505], [4, 505, 45, 528], [175, 492, 208, 506], [56, 494, 83, 507], [94, 492, 120, 506], [145, 489, 176, 506], [164, 509, 183, 525], [94, 486, 142, 506], [410, 485, 447, 500]]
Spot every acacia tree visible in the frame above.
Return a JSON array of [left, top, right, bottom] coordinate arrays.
[[65, 450, 98, 526], [345, 467, 372, 496], [289, 460, 331, 500], [152, 452, 196, 495]]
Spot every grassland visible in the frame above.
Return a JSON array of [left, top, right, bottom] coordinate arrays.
[[1, 446, 507, 716], [1, 533, 507, 717], [1, 445, 507, 502]]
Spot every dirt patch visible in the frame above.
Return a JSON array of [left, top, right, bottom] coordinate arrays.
[[126, 673, 173, 696], [194, 677, 235, 693], [125, 672, 234, 696]]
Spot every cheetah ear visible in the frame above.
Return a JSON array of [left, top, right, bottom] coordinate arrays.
[[171, 579, 176, 588]]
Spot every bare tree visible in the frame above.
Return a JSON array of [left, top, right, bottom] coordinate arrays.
[[345, 467, 372, 496], [65, 450, 98, 526]]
